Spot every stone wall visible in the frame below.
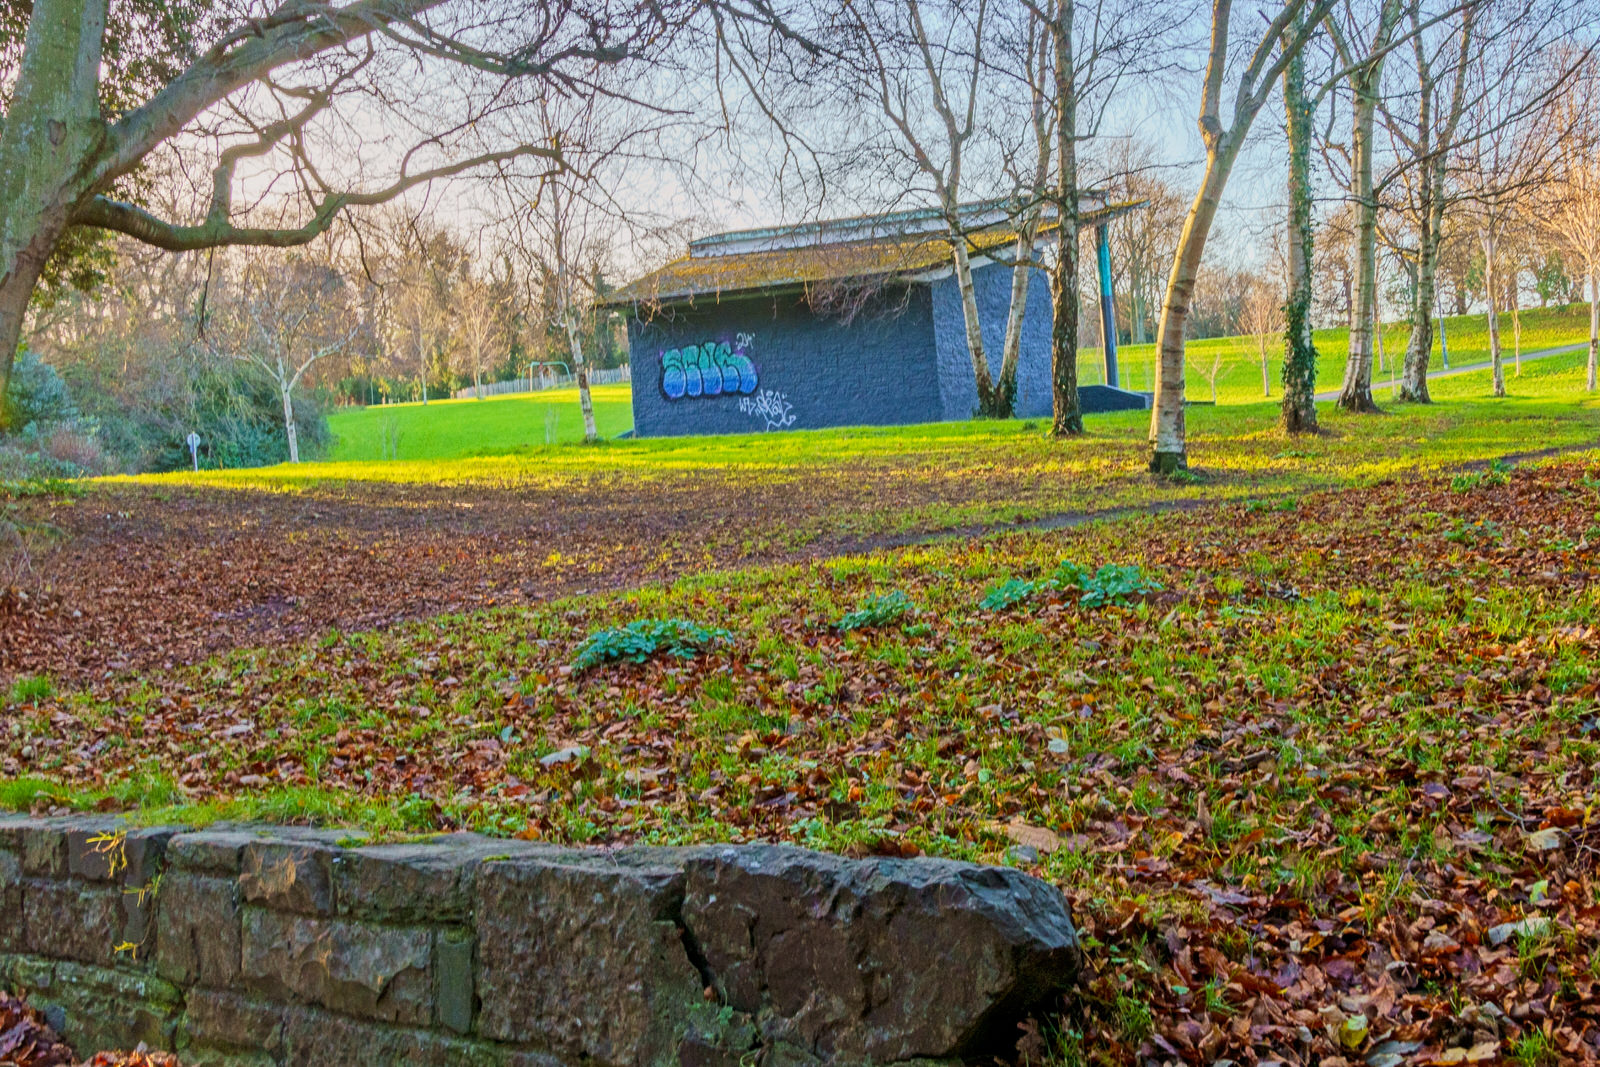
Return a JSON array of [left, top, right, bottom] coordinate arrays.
[[0, 817, 1082, 1066]]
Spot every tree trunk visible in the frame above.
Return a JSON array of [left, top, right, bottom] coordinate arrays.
[[1484, 230, 1503, 397], [1049, 0, 1082, 437], [1150, 131, 1244, 470], [419, 340, 429, 405], [279, 366, 300, 464], [997, 218, 1040, 414], [1337, 69, 1382, 413], [565, 311, 597, 441], [1589, 270, 1598, 393], [1281, 38, 1318, 434], [1509, 270, 1521, 374], [1261, 340, 1271, 397], [1398, 212, 1443, 402], [0, 0, 110, 399], [951, 235, 1000, 417]]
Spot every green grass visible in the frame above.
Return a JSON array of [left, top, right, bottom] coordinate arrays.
[[1080, 301, 1594, 403], [309, 305, 1591, 465], [324, 383, 634, 461]]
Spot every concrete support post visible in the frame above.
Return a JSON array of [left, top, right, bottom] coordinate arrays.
[[1095, 223, 1119, 389]]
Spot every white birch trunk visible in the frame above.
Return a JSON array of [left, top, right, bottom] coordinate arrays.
[[565, 311, 597, 442], [1483, 229, 1504, 397]]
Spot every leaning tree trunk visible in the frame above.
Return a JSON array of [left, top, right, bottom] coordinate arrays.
[[1150, 131, 1245, 471], [1281, 37, 1318, 434], [1337, 70, 1383, 413], [996, 215, 1041, 415], [0, 0, 110, 402], [951, 236, 1000, 417]]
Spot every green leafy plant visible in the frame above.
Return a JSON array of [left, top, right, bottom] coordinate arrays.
[[980, 578, 1043, 611], [1443, 518, 1503, 544], [571, 618, 731, 671], [0, 477, 83, 500], [1055, 561, 1163, 608], [1452, 458, 1513, 493], [836, 590, 914, 631]]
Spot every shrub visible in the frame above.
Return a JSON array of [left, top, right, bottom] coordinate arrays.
[[836, 590, 914, 631], [571, 618, 731, 671]]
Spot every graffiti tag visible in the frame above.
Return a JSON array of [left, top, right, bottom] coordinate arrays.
[[660, 340, 759, 400], [738, 389, 796, 432]]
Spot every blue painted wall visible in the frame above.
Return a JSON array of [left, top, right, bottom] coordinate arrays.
[[626, 261, 1055, 437], [628, 287, 942, 437], [931, 261, 1054, 420]]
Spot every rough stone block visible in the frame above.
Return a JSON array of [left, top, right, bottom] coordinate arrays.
[[167, 828, 265, 875], [276, 1004, 506, 1067], [20, 822, 69, 877], [0, 849, 21, 952], [18, 959, 182, 1055], [240, 906, 433, 1025], [681, 845, 1083, 1064], [180, 989, 288, 1057], [68, 825, 176, 886], [333, 833, 518, 923], [154, 871, 241, 987], [23, 878, 127, 966], [433, 927, 475, 1034], [240, 840, 335, 915], [474, 848, 708, 1065]]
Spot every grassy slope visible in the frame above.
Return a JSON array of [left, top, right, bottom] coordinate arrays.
[[325, 384, 634, 461], [1079, 301, 1594, 403], [312, 305, 1594, 462]]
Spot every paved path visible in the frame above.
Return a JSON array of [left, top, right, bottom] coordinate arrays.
[[1314, 341, 1590, 401]]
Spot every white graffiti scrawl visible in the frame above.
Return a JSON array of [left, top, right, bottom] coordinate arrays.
[[738, 389, 796, 431]]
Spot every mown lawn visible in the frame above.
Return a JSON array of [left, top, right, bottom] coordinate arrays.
[[311, 305, 1594, 464], [325, 383, 635, 460], [7, 454, 1600, 1063], [1082, 302, 1594, 404]]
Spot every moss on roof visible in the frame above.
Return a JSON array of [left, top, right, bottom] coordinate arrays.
[[602, 200, 1145, 310]]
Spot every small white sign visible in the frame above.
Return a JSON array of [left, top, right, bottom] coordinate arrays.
[[186, 432, 201, 471]]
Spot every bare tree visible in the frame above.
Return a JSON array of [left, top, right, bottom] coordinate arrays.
[[212, 254, 356, 463], [1543, 56, 1600, 391], [1148, 0, 1335, 472], [1242, 273, 1285, 398], [844, 0, 1024, 418], [455, 272, 509, 399], [0, 0, 798, 399]]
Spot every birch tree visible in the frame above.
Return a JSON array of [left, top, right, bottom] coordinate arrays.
[[847, 0, 1023, 417], [214, 255, 356, 463], [1148, 0, 1335, 472], [1328, 0, 1405, 413], [1544, 57, 1600, 392], [455, 273, 509, 399]]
